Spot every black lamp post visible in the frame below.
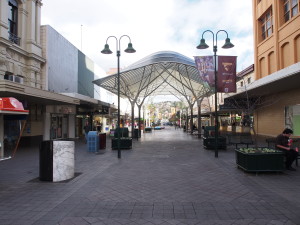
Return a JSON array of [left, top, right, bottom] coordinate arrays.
[[101, 35, 136, 158], [196, 30, 234, 158]]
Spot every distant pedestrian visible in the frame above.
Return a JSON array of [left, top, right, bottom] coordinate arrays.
[[276, 128, 298, 171], [84, 122, 90, 144], [193, 124, 197, 131]]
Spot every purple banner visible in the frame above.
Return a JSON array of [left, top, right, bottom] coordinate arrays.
[[194, 56, 215, 86], [217, 56, 237, 93]]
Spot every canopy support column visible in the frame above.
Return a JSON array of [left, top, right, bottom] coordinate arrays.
[[197, 99, 202, 138], [189, 103, 195, 134], [131, 102, 135, 138]]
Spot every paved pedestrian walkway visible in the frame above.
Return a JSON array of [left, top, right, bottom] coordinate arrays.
[[0, 127, 300, 225]]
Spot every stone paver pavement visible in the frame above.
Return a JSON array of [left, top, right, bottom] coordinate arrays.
[[0, 127, 300, 225]]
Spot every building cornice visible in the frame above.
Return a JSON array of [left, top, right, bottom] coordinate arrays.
[[0, 80, 80, 105]]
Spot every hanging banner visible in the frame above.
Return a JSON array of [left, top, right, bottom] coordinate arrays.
[[194, 56, 215, 86], [217, 56, 237, 93]]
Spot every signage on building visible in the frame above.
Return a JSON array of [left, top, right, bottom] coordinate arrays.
[[95, 106, 109, 115], [55, 105, 74, 114], [0, 97, 29, 114], [101, 106, 109, 114]]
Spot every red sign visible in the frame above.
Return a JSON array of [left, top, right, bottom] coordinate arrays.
[[0, 97, 29, 114], [217, 56, 237, 93]]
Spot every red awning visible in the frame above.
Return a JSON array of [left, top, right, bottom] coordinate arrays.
[[0, 97, 29, 114]]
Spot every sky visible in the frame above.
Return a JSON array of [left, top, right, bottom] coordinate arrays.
[[41, 0, 254, 73]]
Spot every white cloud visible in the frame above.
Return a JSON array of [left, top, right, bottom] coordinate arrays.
[[41, 0, 253, 72]]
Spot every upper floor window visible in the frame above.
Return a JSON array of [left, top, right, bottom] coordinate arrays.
[[247, 77, 251, 84], [240, 81, 244, 87], [283, 0, 299, 22], [260, 8, 273, 40], [8, 0, 20, 45]]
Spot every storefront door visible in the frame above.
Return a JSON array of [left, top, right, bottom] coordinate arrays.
[[50, 114, 68, 139]]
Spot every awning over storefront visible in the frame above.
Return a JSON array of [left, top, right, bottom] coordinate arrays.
[[225, 62, 300, 99], [0, 80, 80, 105], [0, 97, 29, 115], [219, 62, 300, 113]]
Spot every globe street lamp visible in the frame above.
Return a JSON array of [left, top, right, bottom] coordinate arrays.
[[101, 35, 136, 158], [196, 30, 234, 158]]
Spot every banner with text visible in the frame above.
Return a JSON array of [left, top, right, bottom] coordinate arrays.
[[194, 56, 215, 87], [217, 56, 237, 93]]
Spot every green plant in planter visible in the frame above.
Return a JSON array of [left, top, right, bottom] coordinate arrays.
[[238, 147, 281, 154]]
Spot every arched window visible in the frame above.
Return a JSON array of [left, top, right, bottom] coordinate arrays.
[[8, 0, 20, 45], [259, 57, 266, 78], [268, 51, 276, 74], [281, 42, 292, 68], [295, 35, 300, 63]]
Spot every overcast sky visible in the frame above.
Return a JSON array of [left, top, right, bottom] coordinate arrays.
[[41, 0, 254, 73]]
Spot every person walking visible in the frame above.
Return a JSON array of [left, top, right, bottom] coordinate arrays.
[[84, 122, 90, 144], [276, 128, 298, 171]]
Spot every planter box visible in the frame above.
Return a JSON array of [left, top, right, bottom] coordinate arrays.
[[144, 127, 152, 133], [114, 128, 129, 138], [112, 138, 132, 150], [203, 136, 227, 150], [235, 148, 284, 172]]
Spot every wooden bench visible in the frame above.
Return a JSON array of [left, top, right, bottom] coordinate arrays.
[[227, 133, 254, 148], [191, 132, 202, 138]]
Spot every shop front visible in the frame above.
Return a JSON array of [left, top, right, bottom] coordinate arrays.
[[76, 104, 116, 140], [44, 105, 76, 140], [0, 97, 29, 160]]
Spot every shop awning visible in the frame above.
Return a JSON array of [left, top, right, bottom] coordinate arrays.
[[0, 97, 29, 115]]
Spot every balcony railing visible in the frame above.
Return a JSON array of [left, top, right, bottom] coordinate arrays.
[[8, 31, 20, 45]]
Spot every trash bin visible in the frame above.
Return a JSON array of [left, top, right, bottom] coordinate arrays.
[[99, 133, 106, 149], [39, 140, 75, 182], [87, 131, 99, 152]]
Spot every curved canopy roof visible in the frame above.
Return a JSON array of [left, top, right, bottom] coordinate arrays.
[[93, 51, 211, 103]]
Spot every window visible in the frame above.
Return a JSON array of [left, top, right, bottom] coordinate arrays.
[[260, 8, 273, 40], [283, 0, 299, 22], [240, 81, 244, 87], [247, 77, 251, 84], [4, 73, 24, 84], [8, 0, 20, 45]]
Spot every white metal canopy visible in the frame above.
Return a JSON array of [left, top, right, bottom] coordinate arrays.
[[93, 51, 211, 102]]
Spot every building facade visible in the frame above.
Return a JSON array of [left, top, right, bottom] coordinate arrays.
[[254, 0, 300, 79], [0, 0, 81, 159], [251, 0, 300, 136], [40, 25, 117, 139], [0, 0, 116, 159]]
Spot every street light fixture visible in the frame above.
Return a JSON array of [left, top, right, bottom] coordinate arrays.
[[196, 30, 234, 158], [101, 35, 136, 158]]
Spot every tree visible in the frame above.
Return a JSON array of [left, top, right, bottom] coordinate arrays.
[[223, 77, 281, 147]]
